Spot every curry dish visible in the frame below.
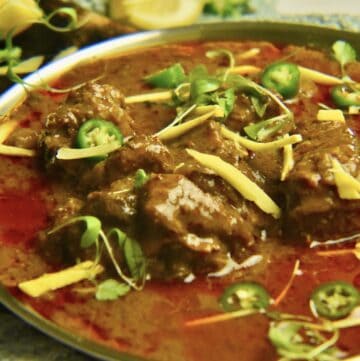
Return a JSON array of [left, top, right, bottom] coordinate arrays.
[[0, 39, 359, 361]]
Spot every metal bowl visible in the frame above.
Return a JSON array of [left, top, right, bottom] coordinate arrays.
[[0, 21, 359, 361]]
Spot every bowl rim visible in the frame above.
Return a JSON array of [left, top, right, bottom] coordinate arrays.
[[0, 20, 359, 361], [1, 20, 359, 116]]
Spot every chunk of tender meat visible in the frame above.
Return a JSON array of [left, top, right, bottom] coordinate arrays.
[[141, 174, 255, 254], [284, 122, 360, 240], [86, 177, 137, 225], [39, 82, 135, 178], [45, 82, 135, 138], [169, 121, 248, 165], [105, 135, 174, 183], [5, 128, 39, 149]]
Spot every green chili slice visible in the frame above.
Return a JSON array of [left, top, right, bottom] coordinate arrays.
[[331, 84, 360, 108], [76, 119, 123, 161], [220, 281, 271, 312], [145, 63, 186, 89], [311, 281, 360, 320], [261, 62, 300, 99]]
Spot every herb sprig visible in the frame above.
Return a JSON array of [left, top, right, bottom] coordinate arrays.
[[48, 215, 147, 300], [0, 3, 82, 86]]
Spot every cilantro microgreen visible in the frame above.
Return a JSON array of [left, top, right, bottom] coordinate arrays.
[[251, 95, 268, 118], [49, 216, 147, 292], [95, 279, 131, 301], [145, 63, 186, 89], [107, 227, 147, 287], [332, 40, 357, 77], [206, 49, 235, 69], [48, 215, 101, 249], [0, 5, 81, 86], [40, 7, 79, 33], [108, 227, 127, 248], [244, 114, 289, 141], [124, 236, 146, 282]]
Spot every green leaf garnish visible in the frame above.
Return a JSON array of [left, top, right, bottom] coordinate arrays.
[[203, 0, 253, 18], [48, 215, 101, 249], [95, 279, 131, 301], [251, 95, 268, 118], [268, 320, 340, 360], [244, 114, 289, 141], [145, 63, 186, 89], [206, 49, 235, 69], [107, 227, 147, 286], [134, 169, 150, 189], [124, 236, 146, 282], [108, 227, 127, 248], [332, 40, 357, 76], [40, 7, 79, 33]]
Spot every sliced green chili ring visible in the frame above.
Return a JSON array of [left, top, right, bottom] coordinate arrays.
[[145, 63, 186, 89], [76, 118, 123, 161], [330, 84, 360, 108], [311, 281, 360, 320], [261, 62, 300, 99], [220, 281, 271, 312]]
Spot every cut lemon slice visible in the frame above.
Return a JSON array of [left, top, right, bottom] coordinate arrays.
[[109, 0, 203, 30], [0, 0, 43, 37]]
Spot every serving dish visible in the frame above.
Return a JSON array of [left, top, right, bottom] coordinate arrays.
[[0, 21, 359, 361]]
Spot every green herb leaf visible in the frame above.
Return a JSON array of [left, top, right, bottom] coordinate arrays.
[[78, 216, 102, 248], [206, 49, 235, 69], [134, 169, 150, 189], [108, 227, 127, 248], [48, 215, 101, 249], [145, 63, 186, 89], [268, 320, 340, 360], [226, 74, 263, 98], [42, 7, 79, 33], [213, 88, 236, 118], [332, 40, 357, 74], [95, 279, 131, 301], [191, 78, 221, 102], [244, 115, 289, 141], [251, 95, 268, 118], [124, 236, 146, 282]]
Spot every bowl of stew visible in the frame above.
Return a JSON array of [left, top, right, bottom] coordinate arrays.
[[0, 21, 359, 361]]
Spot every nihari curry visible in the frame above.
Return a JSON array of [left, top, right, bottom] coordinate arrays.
[[0, 39, 359, 361]]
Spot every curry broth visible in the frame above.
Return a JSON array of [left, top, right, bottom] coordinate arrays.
[[0, 41, 359, 361]]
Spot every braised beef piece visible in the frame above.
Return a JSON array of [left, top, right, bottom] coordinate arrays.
[[80, 134, 174, 191], [39, 82, 135, 177], [5, 128, 39, 149], [86, 177, 137, 225], [169, 121, 248, 163], [283, 121, 360, 240], [140, 174, 254, 254], [104, 135, 174, 183]]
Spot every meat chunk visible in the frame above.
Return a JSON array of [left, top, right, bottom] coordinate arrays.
[[45, 82, 134, 137], [283, 122, 360, 240], [141, 174, 255, 254], [39, 82, 135, 178], [86, 177, 137, 225], [104, 135, 174, 183]]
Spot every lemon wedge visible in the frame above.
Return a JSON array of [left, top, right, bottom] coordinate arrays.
[[0, 0, 43, 37], [109, 0, 203, 30]]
